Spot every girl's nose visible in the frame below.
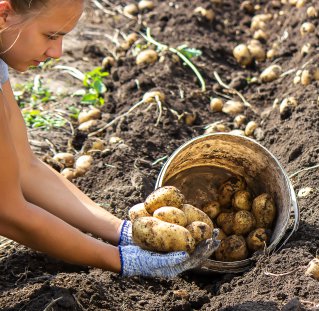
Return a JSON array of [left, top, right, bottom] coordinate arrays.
[[45, 38, 63, 59]]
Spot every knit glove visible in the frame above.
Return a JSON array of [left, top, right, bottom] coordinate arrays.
[[119, 229, 220, 278], [118, 220, 134, 246]]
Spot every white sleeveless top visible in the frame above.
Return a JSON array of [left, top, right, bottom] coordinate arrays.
[[0, 59, 9, 90]]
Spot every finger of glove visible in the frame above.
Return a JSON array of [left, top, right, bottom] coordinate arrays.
[[174, 238, 220, 272], [145, 249, 190, 268], [151, 238, 219, 277]]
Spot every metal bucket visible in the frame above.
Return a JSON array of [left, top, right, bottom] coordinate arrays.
[[155, 133, 300, 273]]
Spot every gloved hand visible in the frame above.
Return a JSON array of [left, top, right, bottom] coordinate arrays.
[[118, 220, 134, 246], [119, 228, 220, 278]]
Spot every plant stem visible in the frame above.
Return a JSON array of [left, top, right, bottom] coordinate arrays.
[[141, 28, 206, 92]]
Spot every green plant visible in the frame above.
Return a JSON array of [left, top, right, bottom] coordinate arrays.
[[140, 28, 206, 92], [14, 75, 56, 108], [55, 65, 109, 106], [22, 109, 66, 129]]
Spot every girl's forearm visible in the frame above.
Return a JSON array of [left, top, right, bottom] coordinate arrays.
[[0, 200, 121, 272], [20, 158, 123, 245]]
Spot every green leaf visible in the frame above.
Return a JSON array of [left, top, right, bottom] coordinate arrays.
[[177, 45, 202, 59], [93, 80, 107, 94]]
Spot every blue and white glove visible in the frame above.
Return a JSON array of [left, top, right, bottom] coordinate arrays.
[[119, 229, 220, 278], [118, 220, 134, 246]]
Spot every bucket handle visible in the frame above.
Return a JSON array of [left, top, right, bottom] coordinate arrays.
[[274, 181, 300, 252]]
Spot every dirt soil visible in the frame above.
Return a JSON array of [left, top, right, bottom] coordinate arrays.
[[1, 0, 319, 310]]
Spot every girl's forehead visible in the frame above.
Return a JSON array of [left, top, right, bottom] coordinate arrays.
[[34, 1, 84, 31]]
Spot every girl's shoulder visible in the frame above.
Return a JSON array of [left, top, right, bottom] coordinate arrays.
[[0, 59, 9, 89]]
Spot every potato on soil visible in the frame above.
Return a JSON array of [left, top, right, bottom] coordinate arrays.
[[181, 204, 214, 229], [216, 212, 235, 235], [215, 235, 248, 262], [232, 190, 252, 211], [202, 201, 221, 219], [144, 186, 185, 214], [75, 155, 93, 173], [260, 64, 281, 82], [132, 217, 195, 253], [305, 258, 319, 281], [129, 203, 151, 222], [186, 221, 213, 244], [136, 49, 158, 65], [218, 176, 246, 207], [252, 193, 276, 228], [153, 206, 187, 227], [232, 211, 256, 236], [246, 228, 270, 251], [53, 152, 75, 167], [233, 44, 253, 66]]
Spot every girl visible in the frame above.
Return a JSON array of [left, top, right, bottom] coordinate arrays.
[[0, 0, 219, 278]]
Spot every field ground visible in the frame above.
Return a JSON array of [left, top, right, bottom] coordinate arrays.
[[1, 1, 319, 310]]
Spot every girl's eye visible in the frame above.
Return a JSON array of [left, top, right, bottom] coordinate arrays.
[[47, 34, 59, 41]]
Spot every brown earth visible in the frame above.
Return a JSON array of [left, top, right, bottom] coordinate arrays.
[[1, 0, 319, 310]]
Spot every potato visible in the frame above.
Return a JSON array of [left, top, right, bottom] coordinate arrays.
[[138, 0, 154, 11], [181, 204, 214, 229], [210, 98, 224, 112], [75, 155, 93, 173], [233, 114, 246, 128], [61, 168, 76, 181], [144, 186, 185, 214], [194, 7, 215, 22], [132, 217, 195, 253], [300, 22, 315, 36], [233, 44, 253, 66], [307, 7, 317, 18], [218, 176, 246, 207], [260, 65, 282, 82], [129, 203, 151, 222], [216, 228, 227, 240], [123, 3, 139, 15], [215, 235, 248, 262], [153, 206, 187, 227], [143, 90, 165, 103], [202, 201, 221, 219], [186, 221, 213, 244], [78, 120, 98, 132], [247, 42, 266, 62], [53, 152, 75, 167], [246, 228, 270, 251], [136, 50, 158, 65], [244, 121, 258, 136], [252, 193, 276, 228], [216, 212, 235, 235], [232, 211, 256, 236], [305, 258, 319, 281], [232, 190, 252, 211], [78, 108, 101, 124]]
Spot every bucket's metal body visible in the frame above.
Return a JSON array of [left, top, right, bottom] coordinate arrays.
[[155, 133, 300, 273]]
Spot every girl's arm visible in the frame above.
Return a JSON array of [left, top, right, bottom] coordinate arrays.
[[0, 90, 121, 272], [2, 80, 123, 245]]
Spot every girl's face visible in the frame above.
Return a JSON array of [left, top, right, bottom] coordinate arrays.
[[0, 1, 84, 71]]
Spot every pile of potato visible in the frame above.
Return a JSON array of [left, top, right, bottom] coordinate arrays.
[[129, 186, 214, 254], [130, 175, 277, 262], [205, 175, 276, 262]]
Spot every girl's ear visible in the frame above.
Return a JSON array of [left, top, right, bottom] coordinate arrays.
[[0, 1, 12, 26]]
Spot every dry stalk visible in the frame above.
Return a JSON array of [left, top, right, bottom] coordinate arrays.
[[264, 267, 300, 277], [213, 71, 251, 107], [91, 0, 116, 16], [43, 297, 63, 311], [289, 164, 319, 179], [88, 99, 145, 137]]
